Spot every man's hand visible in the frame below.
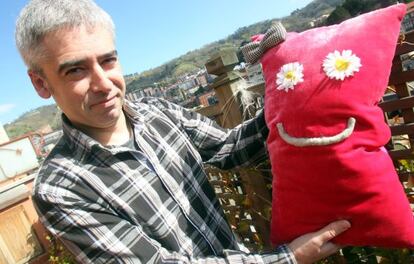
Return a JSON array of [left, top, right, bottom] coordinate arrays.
[[288, 220, 351, 264]]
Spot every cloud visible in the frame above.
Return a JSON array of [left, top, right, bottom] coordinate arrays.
[[0, 104, 16, 115]]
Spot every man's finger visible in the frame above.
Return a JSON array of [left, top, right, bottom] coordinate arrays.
[[319, 242, 342, 259], [317, 220, 351, 242]]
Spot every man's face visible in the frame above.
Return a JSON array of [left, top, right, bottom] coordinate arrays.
[[30, 25, 126, 131]]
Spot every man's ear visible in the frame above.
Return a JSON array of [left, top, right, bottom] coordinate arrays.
[[28, 70, 52, 99]]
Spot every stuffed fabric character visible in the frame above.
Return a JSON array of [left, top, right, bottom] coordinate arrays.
[[242, 4, 414, 247]]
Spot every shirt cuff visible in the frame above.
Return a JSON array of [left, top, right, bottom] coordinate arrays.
[[275, 244, 298, 264], [255, 108, 269, 140]]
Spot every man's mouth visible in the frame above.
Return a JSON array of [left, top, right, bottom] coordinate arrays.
[[90, 95, 117, 109], [276, 117, 356, 147]]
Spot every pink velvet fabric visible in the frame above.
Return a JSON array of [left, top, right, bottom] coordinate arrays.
[[262, 4, 414, 247]]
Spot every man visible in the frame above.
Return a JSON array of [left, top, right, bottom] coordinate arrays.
[[16, 0, 350, 263]]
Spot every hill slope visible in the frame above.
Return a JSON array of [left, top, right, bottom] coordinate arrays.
[[126, 0, 344, 92], [4, 104, 61, 139]]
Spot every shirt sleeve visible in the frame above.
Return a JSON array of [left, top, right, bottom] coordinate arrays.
[[33, 190, 296, 264], [141, 97, 270, 170]]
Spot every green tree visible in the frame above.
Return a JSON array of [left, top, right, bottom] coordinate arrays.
[[173, 63, 198, 77], [343, 0, 367, 16], [325, 6, 351, 25]]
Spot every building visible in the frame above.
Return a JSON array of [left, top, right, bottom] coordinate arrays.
[[0, 135, 50, 263], [402, 3, 414, 33], [0, 123, 9, 145], [198, 90, 217, 107], [196, 73, 208, 87]]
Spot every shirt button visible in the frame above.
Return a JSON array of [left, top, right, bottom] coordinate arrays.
[[200, 225, 206, 232]]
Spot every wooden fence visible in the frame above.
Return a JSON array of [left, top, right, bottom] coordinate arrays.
[[380, 30, 414, 187]]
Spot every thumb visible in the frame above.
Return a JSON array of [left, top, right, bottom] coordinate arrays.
[[317, 220, 351, 243]]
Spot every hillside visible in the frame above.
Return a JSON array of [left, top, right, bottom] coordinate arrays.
[[126, 0, 345, 92], [4, 104, 61, 139]]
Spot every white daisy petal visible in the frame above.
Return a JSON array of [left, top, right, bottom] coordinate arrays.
[[323, 50, 362, 80], [275, 62, 304, 92]]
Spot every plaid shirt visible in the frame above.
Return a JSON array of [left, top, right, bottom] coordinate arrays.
[[33, 97, 296, 264]]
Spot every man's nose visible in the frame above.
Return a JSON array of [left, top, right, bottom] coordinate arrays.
[[90, 65, 112, 92]]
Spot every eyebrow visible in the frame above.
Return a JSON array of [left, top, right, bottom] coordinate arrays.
[[57, 50, 118, 75]]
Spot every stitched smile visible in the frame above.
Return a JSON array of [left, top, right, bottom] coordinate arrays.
[[276, 117, 356, 147]]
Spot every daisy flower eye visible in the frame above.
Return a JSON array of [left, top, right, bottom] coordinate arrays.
[[323, 50, 362, 80], [276, 62, 304, 92]]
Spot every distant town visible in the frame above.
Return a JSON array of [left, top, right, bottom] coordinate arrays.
[[125, 68, 217, 109]]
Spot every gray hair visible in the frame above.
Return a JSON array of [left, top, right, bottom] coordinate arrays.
[[15, 0, 115, 72]]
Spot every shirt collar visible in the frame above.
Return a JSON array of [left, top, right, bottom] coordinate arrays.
[[61, 99, 144, 157]]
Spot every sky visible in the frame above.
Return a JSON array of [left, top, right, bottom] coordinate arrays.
[[0, 0, 313, 125]]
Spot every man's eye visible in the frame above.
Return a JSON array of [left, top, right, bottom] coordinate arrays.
[[65, 67, 84, 76], [102, 57, 117, 65]]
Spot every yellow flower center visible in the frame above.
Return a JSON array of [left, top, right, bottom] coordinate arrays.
[[285, 71, 296, 80], [335, 58, 350, 71]]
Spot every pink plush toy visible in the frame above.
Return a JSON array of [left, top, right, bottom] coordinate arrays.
[[243, 4, 414, 247]]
